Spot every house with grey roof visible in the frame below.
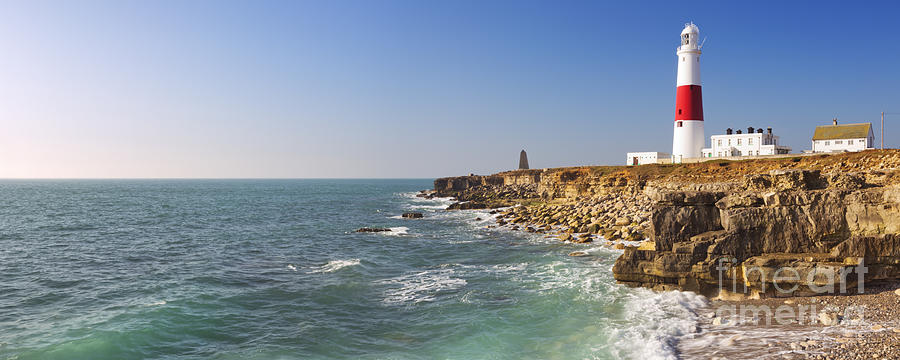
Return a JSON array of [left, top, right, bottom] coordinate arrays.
[[811, 119, 874, 153]]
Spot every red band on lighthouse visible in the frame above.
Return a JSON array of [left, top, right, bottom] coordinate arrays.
[[675, 85, 703, 121]]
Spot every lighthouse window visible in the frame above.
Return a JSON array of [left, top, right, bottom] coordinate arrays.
[[682, 57, 685, 62], [678, 109, 682, 115], [677, 121, 683, 128]]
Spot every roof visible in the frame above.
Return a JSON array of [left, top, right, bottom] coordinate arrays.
[[681, 23, 699, 35], [812, 123, 872, 141]]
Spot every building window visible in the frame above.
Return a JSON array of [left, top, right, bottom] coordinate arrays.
[[835, 140, 842, 145], [717, 139, 722, 146], [737, 139, 742, 145], [825, 141, 830, 146], [749, 138, 753, 145], [848, 140, 854, 145]]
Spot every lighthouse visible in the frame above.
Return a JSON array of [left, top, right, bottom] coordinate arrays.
[[671, 22, 705, 162]]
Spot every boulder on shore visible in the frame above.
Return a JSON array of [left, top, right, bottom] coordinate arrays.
[[401, 212, 424, 219]]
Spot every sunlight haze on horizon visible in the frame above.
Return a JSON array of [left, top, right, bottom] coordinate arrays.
[[1, 0, 898, 178]]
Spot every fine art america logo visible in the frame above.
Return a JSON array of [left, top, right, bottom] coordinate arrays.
[[712, 257, 868, 326]]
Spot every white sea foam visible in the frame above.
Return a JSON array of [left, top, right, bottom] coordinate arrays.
[[401, 192, 455, 211], [308, 259, 361, 273], [510, 258, 708, 359], [287, 264, 297, 271], [383, 226, 409, 236], [145, 300, 167, 306], [605, 288, 708, 360], [408, 204, 449, 210], [376, 269, 467, 304]]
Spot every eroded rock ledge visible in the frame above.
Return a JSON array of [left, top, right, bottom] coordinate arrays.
[[434, 150, 900, 297], [613, 169, 900, 298]]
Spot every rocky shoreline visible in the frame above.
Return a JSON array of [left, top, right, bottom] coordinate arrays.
[[433, 150, 900, 359], [682, 284, 900, 359]]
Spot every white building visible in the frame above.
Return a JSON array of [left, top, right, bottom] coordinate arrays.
[[811, 120, 874, 153], [626, 152, 670, 166], [700, 127, 791, 158]]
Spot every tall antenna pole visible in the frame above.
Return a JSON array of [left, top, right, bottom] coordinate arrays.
[[882, 111, 885, 150]]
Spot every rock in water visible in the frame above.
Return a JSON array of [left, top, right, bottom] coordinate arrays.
[[355, 227, 391, 233], [519, 150, 529, 170], [401, 212, 424, 219]]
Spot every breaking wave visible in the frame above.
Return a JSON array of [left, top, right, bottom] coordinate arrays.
[[308, 259, 361, 273]]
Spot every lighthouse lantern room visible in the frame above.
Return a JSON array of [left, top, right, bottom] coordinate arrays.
[[671, 22, 705, 162]]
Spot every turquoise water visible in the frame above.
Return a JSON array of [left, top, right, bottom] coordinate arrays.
[[0, 180, 706, 359]]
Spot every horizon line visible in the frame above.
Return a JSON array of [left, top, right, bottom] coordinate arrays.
[[0, 177, 440, 180]]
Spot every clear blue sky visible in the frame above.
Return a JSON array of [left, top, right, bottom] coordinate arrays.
[[0, 0, 897, 178]]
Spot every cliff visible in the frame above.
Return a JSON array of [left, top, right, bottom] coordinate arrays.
[[435, 150, 900, 202], [434, 150, 900, 297], [614, 169, 900, 298]]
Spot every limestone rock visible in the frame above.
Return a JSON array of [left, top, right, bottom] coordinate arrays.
[[614, 169, 900, 298], [401, 212, 424, 219], [447, 201, 488, 210], [818, 311, 842, 326]]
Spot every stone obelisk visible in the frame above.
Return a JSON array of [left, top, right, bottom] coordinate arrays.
[[518, 150, 529, 170]]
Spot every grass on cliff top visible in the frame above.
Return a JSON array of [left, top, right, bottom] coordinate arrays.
[[497, 149, 900, 183]]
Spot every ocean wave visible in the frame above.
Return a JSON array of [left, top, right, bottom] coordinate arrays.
[[607, 288, 708, 360], [399, 192, 455, 209], [383, 226, 409, 236], [308, 259, 361, 273], [407, 204, 449, 210], [376, 269, 467, 304]]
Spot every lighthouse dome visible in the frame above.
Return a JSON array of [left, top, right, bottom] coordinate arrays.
[[681, 23, 699, 35]]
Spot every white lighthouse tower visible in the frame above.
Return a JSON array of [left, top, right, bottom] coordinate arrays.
[[671, 22, 705, 162]]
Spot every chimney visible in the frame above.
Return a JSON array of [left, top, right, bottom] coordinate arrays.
[[726, 128, 733, 135], [767, 127, 772, 134], [833, 118, 838, 126], [757, 128, 763, 133], [748, 127, 754, 134], [737, 129, 742, 134]]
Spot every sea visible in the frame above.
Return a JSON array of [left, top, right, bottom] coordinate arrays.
[[0, 179, 709, 360]]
